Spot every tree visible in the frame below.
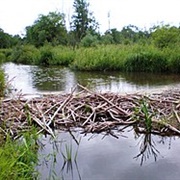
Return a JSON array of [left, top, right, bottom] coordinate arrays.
[[0, 28, 19, 48], [71, 0, 98, 44], [151, 25, 180, 48], [25, 12, 67, 47]]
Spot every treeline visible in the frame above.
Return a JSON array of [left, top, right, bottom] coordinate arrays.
[[0, 0, 180, 73]]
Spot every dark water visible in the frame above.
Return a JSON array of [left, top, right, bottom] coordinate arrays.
[[3, 62, 180, 179], [37, 129, 180, 180]]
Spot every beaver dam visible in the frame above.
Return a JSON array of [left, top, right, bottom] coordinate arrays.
[[1, 84, 180, 139]]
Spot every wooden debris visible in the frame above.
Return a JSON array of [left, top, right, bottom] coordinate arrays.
[[0, 84, 180, 138]]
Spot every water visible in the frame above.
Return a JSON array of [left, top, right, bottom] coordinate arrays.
[[2, 62, 180, 179], [3, 62, 180, 96], [37, 129, 180, 180]]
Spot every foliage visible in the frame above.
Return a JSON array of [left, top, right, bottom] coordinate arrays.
[[166, 46, 180, 73], [101, 33, 114, 45], [80, 32, 99, 47], [52, 45, 75, 66], [10, 45, 40, 64], [71, 45, 128, 71], [0, 68, 5, 97], [151, 25, 180, 48], [0, 49, 13, 62], [38, 45, 54, 66], [25, 12, 67, 47], [71, 0, 99, 43], [0, 52, 6, 63], [124, 46, 167, 72], [0, 130, 39, 179]]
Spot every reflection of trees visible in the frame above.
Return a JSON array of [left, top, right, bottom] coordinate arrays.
[[134, 133, 160, 166], [121, 72, 180, 86], [31, 67, 77, 92]]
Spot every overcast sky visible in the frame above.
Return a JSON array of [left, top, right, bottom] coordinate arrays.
[[0, 0, 180, 35]]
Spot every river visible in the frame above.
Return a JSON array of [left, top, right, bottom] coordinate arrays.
[[2, 62, 180, 180]]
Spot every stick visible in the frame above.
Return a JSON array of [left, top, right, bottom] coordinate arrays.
[[77, 84, 130, 116]]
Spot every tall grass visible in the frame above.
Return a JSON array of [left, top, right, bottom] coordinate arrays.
[[124, 45, 168, 72], [71, 45, 129, 71], [165, 46, 180, 73], [3, 43, 180, 73], [0, 129, 39, 179], [52, 45, 75, 66], [0, 67, 5, 97]]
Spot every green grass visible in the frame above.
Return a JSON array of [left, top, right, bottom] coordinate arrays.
[[2, 43, 180, 73], [0, 68, 5, 97], [71, 45, 129, 71], [0, 129, 39, 180]]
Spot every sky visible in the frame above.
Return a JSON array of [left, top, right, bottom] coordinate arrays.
[[0, 0, 180, 36]]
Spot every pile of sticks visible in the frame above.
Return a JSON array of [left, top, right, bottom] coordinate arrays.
[[0, 84, 180, 138]]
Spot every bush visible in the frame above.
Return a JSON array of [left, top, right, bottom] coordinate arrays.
[[52, 46, 75, 66], [0, 52, 6, 63], [71, 45, 128, 71], [10, 45, 40, 64], [124, 47, 167, 72], [80, 33, 99, 47], [167, 47, 180, 73]]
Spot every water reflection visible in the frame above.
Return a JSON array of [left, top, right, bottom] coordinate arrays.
[[36, 129, 180, 180], [134, 133, 160, 165], [3, 63, 180, 95]]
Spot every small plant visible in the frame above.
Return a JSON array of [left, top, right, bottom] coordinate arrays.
[[134, 98, 155, 133]]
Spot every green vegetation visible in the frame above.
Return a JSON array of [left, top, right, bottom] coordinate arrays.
[[0, 0, 180, 73], [0, 68, 5, 97], [0, 130, 39, 179]]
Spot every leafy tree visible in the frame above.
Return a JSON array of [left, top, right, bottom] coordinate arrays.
[[151, 25, 180, 48], [0, 28, 16, 48], [101, 31, 114, 45], [71, 0, 99, 44], [25, 12, 67, 47], [80, 31, 99, 47]]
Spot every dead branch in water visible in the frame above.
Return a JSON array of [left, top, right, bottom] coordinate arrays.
[[1, 84, 180, 138]]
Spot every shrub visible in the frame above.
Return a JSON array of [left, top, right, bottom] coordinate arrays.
[[80, 33, 99, 47], [71, 45, 128, 71], [10, 45, 40, 64], [0, 52, 6, 63], [52, 46, 75, 66], [168, 48, 180, 73], [124, 47, 167, 72], [38, 45, 54, 66]]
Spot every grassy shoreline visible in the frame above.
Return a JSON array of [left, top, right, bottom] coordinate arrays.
[[1, 44, 180, 73]]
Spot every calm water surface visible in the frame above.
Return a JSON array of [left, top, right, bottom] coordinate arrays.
[[37, 129, 180, 180], [3, 62, 180, 180], [3, 62, 180, 95]]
